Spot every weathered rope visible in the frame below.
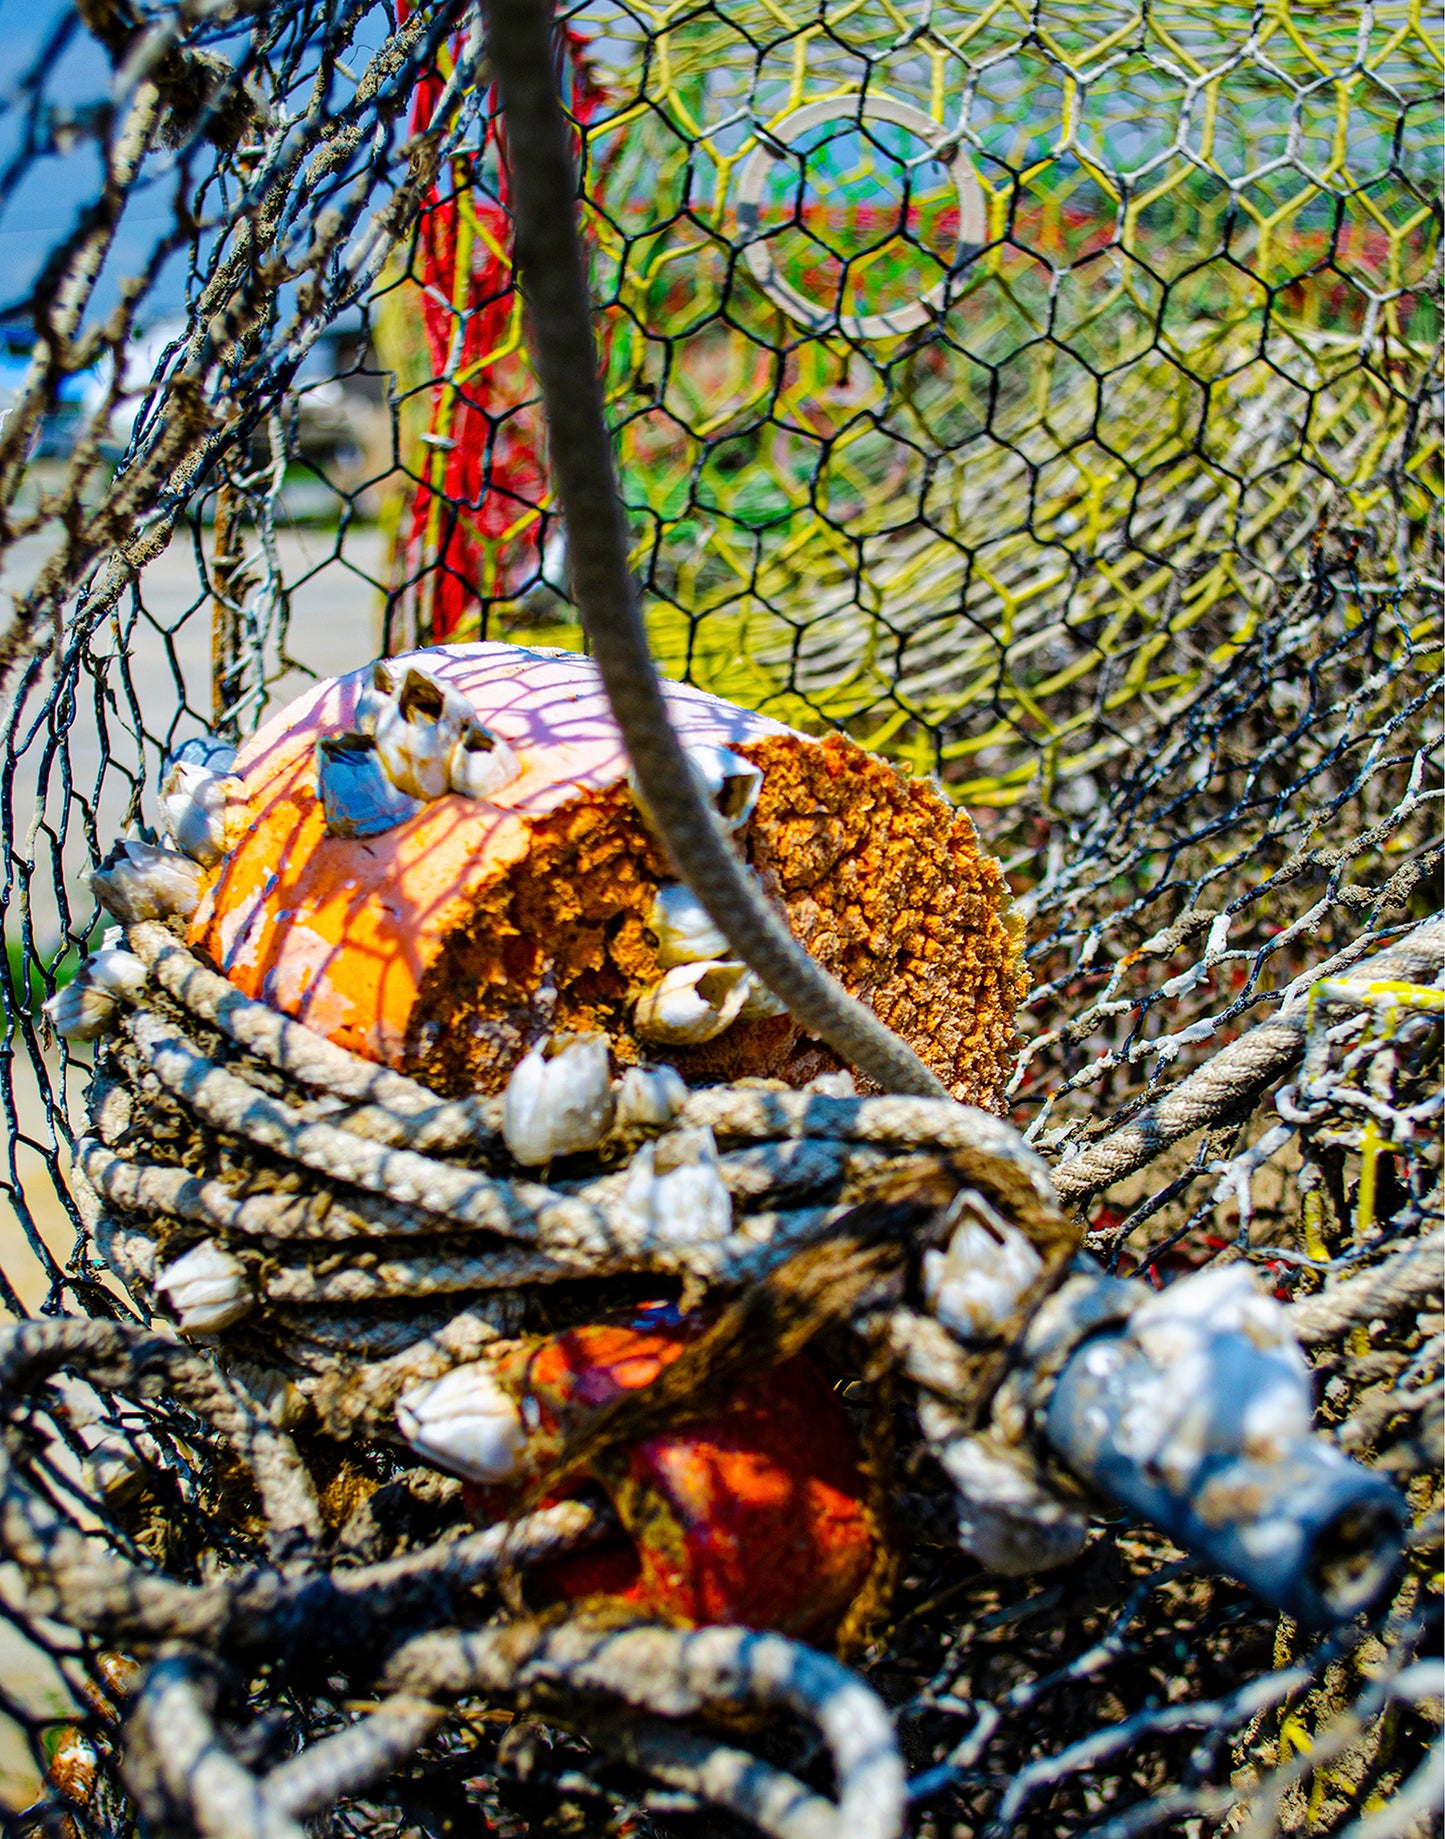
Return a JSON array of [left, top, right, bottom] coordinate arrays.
[[0, 1317, 321, 1553], [126, 921, 500, 1151], [0, 1316, 604, 1649], [80, 869, 1441, 1839], [263, 1698, 448, 1823], [605, 1718, 844, 1839], [82, 932, 1069, 1363], [1290, 1232, 1444, 1346], [386, 1617, 907, 1839], [61, 923, 1091, 1591], [120, 1006, 557, 1237], [109, 1007, 971, 1275], [125, 1653, 307, 1839], [125, 1653, 450, 1839], [1052, 916, 1445, 1206], [481, 0, 947, 1101], [677, 1087, 1060, 1228], [83, 1122, 897, 1249], [80, 1097, 905, 1304], [122, 1613, 911, 1839]]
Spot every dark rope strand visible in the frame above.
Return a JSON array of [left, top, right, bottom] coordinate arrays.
[[482, 0, 947, 1100]]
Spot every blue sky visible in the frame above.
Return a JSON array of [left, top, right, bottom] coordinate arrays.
[[0, 2, 133, 322], [0, 2, 399, 329]]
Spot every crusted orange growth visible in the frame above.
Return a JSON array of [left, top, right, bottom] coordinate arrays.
[[407, 779, 673, 1092], [413, 730, 1026, 1102], [191, 644, 1024, 1106], [746, 731, 1026, 1105], [477, 1308, 877, 1640]]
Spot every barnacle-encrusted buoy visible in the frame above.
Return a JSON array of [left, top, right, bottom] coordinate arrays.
[[188, 643, 1024, 1103]]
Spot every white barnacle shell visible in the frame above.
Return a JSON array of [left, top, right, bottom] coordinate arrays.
[[687, 743, 764, 831], [614, 1063, 689, 1131], [649, 883, 730, 969], [47, 943, 148, 1042], [83, 946, 148, 1000], [395, 1362, 527, 1484], [159, 760, 243, 868], [1126, 1264, 1313, 1472], [373, 667, 474, 801], [316, 733, 423, 839], [620, 1126, 732, 1247], [502, 1033, 615, 1165], [736, 973, 788, 1021], [90, 839, 204, 925], [403, 665, 475, 731], [1131, 1264, 1305, 1369], [354, 658, 402, 735], [374, 706, 450, 801], [153, 1239, 252, 1337], [630, 744, 764, 836], [922, 1194, 1044, 1341], [448, 718, 521, 801], [633, 959, 755, 1044], [43, 981, 119, 1043]]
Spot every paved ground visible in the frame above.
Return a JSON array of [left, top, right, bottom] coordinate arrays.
[[1, 519, 388, 935], [0, 525, 389, 1805], [2, 521, 389, 1302]]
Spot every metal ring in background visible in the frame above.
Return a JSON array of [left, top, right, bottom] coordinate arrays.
[[734, 92, 987, 341]]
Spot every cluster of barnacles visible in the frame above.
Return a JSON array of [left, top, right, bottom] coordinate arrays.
[[328, 658, 524, 831], [58, 661, 792, 1058], [336, 661, 790, 1046]]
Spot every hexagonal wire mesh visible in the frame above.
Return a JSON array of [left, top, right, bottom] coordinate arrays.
[[0, 0, 1439, 1834]]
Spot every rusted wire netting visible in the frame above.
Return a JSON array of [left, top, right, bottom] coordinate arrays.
[[0, 0, 1439, 1835]]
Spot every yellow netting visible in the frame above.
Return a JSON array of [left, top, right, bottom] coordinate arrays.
[[391, 0, 1439, 805]]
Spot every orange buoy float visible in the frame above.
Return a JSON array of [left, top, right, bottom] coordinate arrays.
[[468, 1303, 879, 1640], [189, 642, 1024, 1104]]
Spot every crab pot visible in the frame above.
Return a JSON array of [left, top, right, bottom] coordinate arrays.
[[0, 0, 1438, 1832], [1046, 1324, 1407, 1630]]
